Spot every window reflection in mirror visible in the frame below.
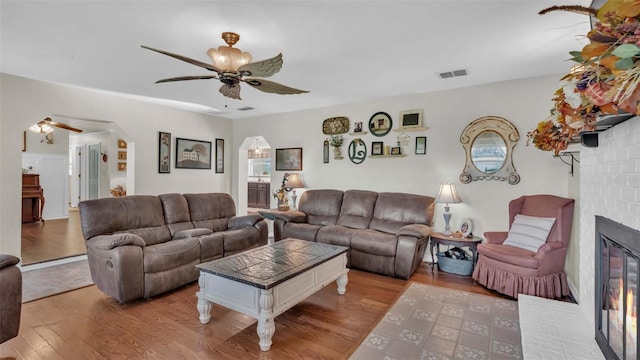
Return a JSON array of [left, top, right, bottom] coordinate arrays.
[[471, 131, 506, 174]]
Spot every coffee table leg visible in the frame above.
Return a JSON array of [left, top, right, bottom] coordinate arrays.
[[196, 275, 212, 324], [258, 289, 275, 351], [336, 271, 349, 295]]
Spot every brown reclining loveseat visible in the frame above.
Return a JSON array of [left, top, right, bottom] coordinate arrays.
[[79, 193, 268, 303], [274, 189, 435, 279]]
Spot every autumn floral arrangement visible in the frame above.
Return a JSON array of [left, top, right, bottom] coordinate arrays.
[[528, 1, 640, 154]]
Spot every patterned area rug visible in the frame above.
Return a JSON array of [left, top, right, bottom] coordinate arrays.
[[350, 283, 522, 360], [21, 258, 94, 303]]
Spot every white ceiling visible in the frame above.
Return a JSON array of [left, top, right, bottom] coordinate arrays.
[[1, 1, 592, 121]]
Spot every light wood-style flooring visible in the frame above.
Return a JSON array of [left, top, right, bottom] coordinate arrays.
[[7, 212, 512, 359], [21, 209, 86, 265]]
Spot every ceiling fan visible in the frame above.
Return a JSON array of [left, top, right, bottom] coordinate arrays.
[[29, 117, 83, 133], [141, 32, 309, 100]]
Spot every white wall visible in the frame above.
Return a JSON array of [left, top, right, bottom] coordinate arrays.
[[578, 117, 640, 331], [0, 73, 233, 257], [232, 74, 572, 241]]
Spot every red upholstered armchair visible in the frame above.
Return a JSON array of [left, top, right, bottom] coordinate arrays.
[[472, 194, 575, 299]]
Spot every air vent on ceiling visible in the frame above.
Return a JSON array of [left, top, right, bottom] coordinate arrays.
[[237, 106, 254, 111], [439, 69, 468, 79]]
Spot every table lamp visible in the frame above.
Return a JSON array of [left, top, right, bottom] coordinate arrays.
[[435, 183, 462, 235], [284, 173, 305, 209]]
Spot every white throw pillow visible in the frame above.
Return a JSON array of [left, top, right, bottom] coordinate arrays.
[[502, 214, 556, 253]]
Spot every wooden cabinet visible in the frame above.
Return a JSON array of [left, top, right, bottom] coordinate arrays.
[[248, 182, 270, 209], [22, 174, 45, 223]]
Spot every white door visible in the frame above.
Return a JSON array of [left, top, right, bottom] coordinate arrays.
[[87, 143, 100, 200], [70, 145, 82, 207]]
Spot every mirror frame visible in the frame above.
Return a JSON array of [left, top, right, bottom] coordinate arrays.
[[459, 116, 520, 185]]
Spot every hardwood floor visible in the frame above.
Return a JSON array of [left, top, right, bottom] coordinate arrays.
[[21, 209, 87, 265], [10, 213, 512, 359], [0, 260, 508, 359]]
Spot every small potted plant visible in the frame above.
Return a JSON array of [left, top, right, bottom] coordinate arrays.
[[329, 135, 344, 160]]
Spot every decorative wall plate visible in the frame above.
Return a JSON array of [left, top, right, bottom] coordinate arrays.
[[348, 138, 367, 164], [322, 117, 349, 135], [369, 112, 392, 137]]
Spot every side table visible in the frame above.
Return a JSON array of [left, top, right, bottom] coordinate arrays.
[[429, 232, 482, 272], [258, 209, 290, 221]]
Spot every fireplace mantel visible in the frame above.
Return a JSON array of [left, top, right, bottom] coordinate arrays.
[[581, 114, 635, 148]]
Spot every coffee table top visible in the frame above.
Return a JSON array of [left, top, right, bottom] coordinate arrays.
[[196, 238, 348, 290]]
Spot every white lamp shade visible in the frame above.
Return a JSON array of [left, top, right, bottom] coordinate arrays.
[[435, 184, 462, 204]]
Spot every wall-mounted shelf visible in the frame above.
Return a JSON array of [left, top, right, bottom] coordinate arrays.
[[392, 126, 429, 132], [369, 154, 407, 158], [349, 131, 367, 136], [553, 151, 579, 176]]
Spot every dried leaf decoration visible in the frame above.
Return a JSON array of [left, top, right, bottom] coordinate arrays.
[[581, 43, 610, 60], [618, 0, 640, 17]]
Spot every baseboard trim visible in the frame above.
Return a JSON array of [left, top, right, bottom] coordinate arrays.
[[20, 254, 88, 272]]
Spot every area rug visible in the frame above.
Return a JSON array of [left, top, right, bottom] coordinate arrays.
[[350, 283, 522, 360], [21, 258, 94, 303]]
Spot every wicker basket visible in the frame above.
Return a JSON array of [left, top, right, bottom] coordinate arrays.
[[436, 252, 474, 276]]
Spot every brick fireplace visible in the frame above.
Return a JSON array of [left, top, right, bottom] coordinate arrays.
[[579, 117, 640, 358]]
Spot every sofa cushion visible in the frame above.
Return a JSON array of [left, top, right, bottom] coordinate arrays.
[[159, 193, 195, 236], [223, 228, 262, 255], [282, 223, 322, 242], [184, 193, 236, 231], [369, 192, 434, 234], [79, 195, 171, 246], [477, 243, 540, 269], [143, 237, 201, 273], [197, 232, 224, 261], [298, 190, 344, 226], [317, 226, 355, 248], [337, 190, 377, 229], [351, 229, 397, 257]]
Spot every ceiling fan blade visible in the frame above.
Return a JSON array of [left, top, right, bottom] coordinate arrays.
[[45, 119, 83, 133], [155, 75, 219, 83], [141, 45, 221, 73], [219, 83, 242, 100], [238, 53, 283, 78], [243, 78, 309, 95]]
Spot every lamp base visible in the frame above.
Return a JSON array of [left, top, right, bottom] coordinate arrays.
[[441, 230, 453, 236]]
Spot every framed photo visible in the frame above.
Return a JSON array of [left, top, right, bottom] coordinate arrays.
[[371, 141, 383, 156], [118, 162, 127, 171], [118, 151, 127, 160], [175, 137, 212, 169], [368, 112, 392, 137], [415, 136, 427, 155], [459, 217, 473, 237], [118, 139, 127, 149], [399, 109, 424, 130], [391, 147, 401, 155], [158, 132, 171, 173], [215, 138, 224, 173], [353, 121, 363, 133], [276, 147, 303, 171]]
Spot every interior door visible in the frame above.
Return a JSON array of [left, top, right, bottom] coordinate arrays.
[[87, 143, 100, 200], [71, 145, 82, 207]]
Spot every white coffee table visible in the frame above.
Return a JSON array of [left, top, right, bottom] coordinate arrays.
[[195, 238, 349, 351]]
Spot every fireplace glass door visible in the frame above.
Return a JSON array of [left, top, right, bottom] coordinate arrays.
[[596, 216, 639, 360]]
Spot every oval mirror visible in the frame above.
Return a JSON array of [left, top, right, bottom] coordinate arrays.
[[460, 116, 520, 185], [471, 131, 506, 174]]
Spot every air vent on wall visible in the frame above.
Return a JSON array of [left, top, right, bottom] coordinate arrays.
[[439, 69, 468, 79]]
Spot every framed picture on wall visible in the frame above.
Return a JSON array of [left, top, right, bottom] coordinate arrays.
[[158, 132, 171, 173], [175, 137, 212, 169], [275, 147, 303, 171], [371, 141, 383, 156], [399, 109, 424, 130], [415, 136, 427, 155], [215, 138, 224, 173]]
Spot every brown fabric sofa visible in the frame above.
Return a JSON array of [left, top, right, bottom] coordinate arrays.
[[273, 189, 435, 279], [0, 254, 21, 344], [79, 193, 268, 303]]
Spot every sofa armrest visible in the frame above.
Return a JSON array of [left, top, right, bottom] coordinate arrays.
[[173, 228, 213, 239], [397, 224, 432, 238], [274, 210, 307, 223], [484, 231, 508, 244], [0, 254, 20, 269], [229, 214, 263, 229], [88, 233, 146, 250]]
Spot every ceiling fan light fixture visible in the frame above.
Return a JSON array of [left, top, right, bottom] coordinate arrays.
[[207, 32, 252, 72], [29, 123, 54, 133]]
